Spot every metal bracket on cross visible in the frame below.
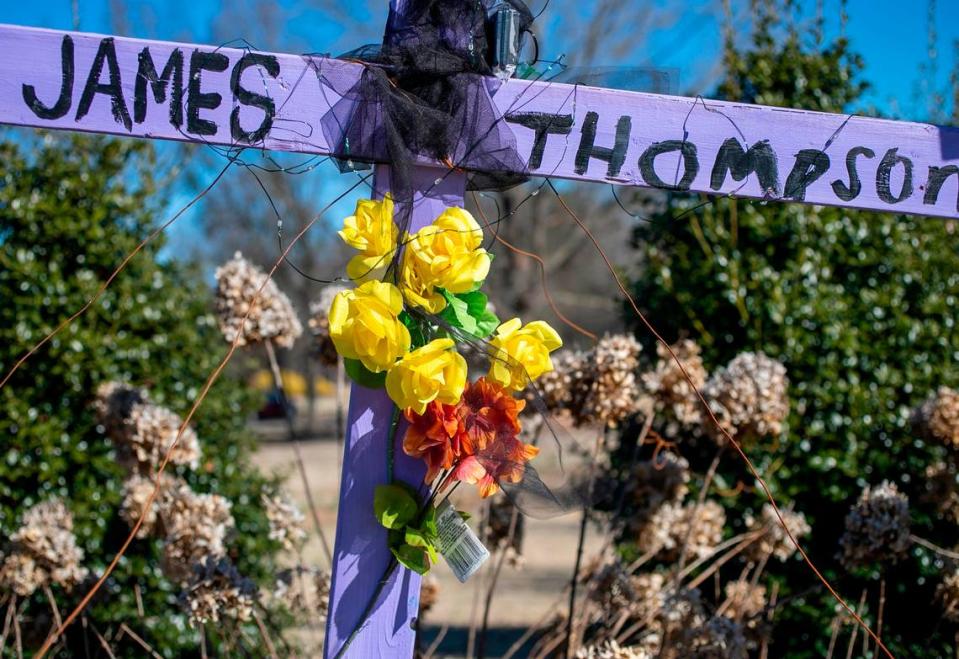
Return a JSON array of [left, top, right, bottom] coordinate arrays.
[[1, 3, 958, 658]]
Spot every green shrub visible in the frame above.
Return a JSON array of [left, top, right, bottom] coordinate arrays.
[[624, 9, 959, 658], [0, 134, 285, 656]]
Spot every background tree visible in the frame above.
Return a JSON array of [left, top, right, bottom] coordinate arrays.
[[623, 2, 959, 656]]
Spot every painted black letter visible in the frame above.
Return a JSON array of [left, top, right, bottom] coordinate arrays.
[[134, 48, 184, 127], [639, 140, 699, 191], [75, 38, 131, 131], [709, 138, 779, 195], [784, 149, 830, 201], [831, 146, 874, 201], [574, 112, 632, 177], [504, 112, 573, 170], [924, 165, 959, 211], [230, 53, 280, 144], [22, 35, 74, 120], [187, 50, 229, 136], [875, 147, 913, 204]]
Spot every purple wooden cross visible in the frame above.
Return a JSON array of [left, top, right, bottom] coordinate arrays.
[[2, 4, 959, 658]]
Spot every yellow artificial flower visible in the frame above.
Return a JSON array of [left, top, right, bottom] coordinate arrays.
[[400, 207, 491, 311], [487, 318, 563, 391], [339, 195, 398, 282], [328, 281, 411, 373], [386, 338, 467, 414]]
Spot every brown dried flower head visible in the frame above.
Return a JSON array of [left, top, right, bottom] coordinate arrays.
[[641, 339, 708, 428], [937, 568, 959, 621], [94, 382, 200, 473], [119, 472, 188, 538], [839, 481, 911, 570], [162, 491, 235, 585], [702, 352, 789, 444], [0, 499, 89, 596], [180, 557, 256, 626], [263, 493, 309, 552], [566, 334, 643, 428], [744, 503, 811, 562], [214, 252, 303, 349], [722, 580, 767, 620], [576, 640, 655, 659], [273, 565, 331, 621], [533, 348, 587, 412], [309, 284, 348, 366], [638, 500, 725, 561], [914, 387, 959, 449], [628, 452, 690, 532]]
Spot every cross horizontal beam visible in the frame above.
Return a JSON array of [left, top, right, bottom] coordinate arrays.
[[2, 23, 958, 219]]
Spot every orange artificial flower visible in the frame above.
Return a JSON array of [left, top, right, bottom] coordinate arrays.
[[453, 434, 540, 498], [403, 401, 465, 483], [457, 377, 525, 453]]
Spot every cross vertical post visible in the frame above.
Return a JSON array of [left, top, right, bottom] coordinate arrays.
[[323, 5, 470, 655]]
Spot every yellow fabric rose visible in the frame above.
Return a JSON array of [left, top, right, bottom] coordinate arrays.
[[487, 318, 563, 391], [386, 338, 467, 414], [339, 195, 398, 282], [328, 281, 411, 373], [400, 207, 491, 311]]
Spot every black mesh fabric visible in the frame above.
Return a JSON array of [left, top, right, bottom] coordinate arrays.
[[318, 0, 534, 235]]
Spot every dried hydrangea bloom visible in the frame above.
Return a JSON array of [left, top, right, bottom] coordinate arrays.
[[180, 557, 256, 626], [120, 472, 186, 538], [419, 574, 440, 615], [93, 381, 149, 435], [914, 387, 959, 449], [922, 461, 959, 524], [273, 565, 330, 621], [744, 503, 811, 562], [656, 587, 707, 657], [638, 500, 725, 561], [628, 453, 690, 533], [937, 568, 959, 621], [702, 352, 789, 444], [689, 616, 748, 659], [483, 497, 525, 567], [839, 481, 911, 570], [0, 499, 89, 595], [263, 494, 308, 552], [0, 552, 43, 597], [576, 640, 654, 659], [641, 339, 708, 428], [722, 580, 767, 620], [531, 349, 586, 412], [580, 555, 637, 612], [308, 284, 348, 367], [578, 334, 643, 428], [121, 402, 201, 472], [214, 252, 303, 349], [162, 491, 234, 585]]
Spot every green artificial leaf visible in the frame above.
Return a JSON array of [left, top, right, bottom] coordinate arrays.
[[438, 289, 500, 339], [344, 358, 387, 389], [391, 544, 430, 575], [458, 290, 500, 338], [399, 310, 430, 349], [373, 484, 418, 530], [421, 506, 439, 539], [457, 510, 472, 522], [404, 527, 428, 548], [438, 290, 479, 335]]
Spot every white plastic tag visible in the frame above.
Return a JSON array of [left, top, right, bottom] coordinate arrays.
[[436, 499, 489, 582]]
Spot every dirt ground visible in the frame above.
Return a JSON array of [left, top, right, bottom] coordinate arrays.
[[252, 399, 603, 655]]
